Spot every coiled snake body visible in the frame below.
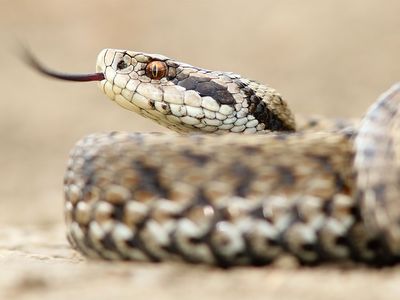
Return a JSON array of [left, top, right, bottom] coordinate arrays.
[[28, 49, 400, 266]]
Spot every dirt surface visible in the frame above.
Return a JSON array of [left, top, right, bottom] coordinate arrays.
[[1, 1, 400, 299]]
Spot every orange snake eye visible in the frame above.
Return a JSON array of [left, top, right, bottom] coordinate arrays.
[[145, 61, 168, 80]]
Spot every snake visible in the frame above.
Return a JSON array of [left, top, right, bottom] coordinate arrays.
[[26, 48, 400, 267]]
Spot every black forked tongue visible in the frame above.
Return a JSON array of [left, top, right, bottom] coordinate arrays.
[[23, 48, 104, 82]]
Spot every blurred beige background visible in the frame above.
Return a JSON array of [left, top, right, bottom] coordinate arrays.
[[0, 1, 399, 299]]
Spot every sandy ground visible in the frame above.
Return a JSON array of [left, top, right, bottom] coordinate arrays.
[[1, 1, 400, 299]]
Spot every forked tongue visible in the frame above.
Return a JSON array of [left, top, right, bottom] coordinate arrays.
[[23, 49, 104, 82]]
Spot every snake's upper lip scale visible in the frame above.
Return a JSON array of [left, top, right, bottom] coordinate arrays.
[[23, 49, 105, 82]]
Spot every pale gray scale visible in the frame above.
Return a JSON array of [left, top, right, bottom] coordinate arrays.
[[148, 53, 169, 61], [112, 51, 125, 67], [134, 54, 150, 63], [176, 72, 188, 82], [166, 60, 179, 68], [103, 49, 115, 66]]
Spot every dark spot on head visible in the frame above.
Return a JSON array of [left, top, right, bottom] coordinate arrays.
[[178, 76, 210, 90], [178, 76, 235, 105]]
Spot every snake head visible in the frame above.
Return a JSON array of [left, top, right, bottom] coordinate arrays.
[[25, 47, 295, 133], [97, 49, 296, 133]]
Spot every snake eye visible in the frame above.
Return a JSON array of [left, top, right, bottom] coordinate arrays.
[[146, 61, 167, 80]]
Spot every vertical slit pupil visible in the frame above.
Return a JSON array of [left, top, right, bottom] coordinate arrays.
[[152, 65, 158, 78], [146, 61, 167, 79]]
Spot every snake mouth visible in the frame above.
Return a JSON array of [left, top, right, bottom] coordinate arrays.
[[23, 48, 105, 82]]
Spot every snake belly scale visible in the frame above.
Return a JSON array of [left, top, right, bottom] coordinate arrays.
[[28, 48, 400, 266]]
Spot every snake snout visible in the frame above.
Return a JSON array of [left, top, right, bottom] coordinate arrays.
[[96, 49, 108, 74]]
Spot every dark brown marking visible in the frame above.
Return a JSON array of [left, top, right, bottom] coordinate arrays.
[[277, 166, 296, 185], [231, 163, 255, 197], [111, 203, 125, 221], [246, 89, 293, 132], [182, 149, 210, 165], [132, 160, 168, 198], [241, 145, 261, 155], [101, 232, 118, 251], [249, 206, 266, 219], [178, 76, 235, 105]]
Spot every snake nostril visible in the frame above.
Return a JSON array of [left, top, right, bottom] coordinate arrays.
[[117, 60, 128, 70]]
